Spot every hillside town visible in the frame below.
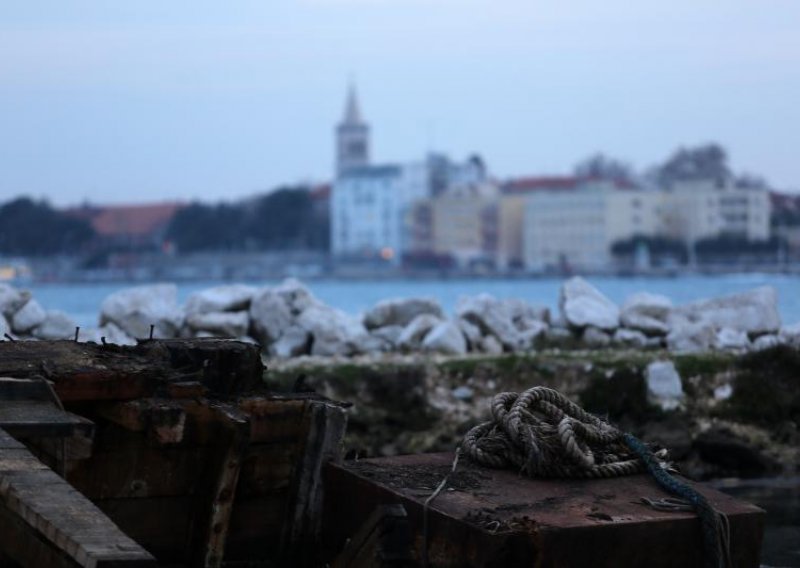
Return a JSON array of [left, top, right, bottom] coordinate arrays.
[[1, 85, 800, 282]]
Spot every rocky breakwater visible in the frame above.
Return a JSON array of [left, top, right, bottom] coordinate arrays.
[[0, 283, 79, 341]]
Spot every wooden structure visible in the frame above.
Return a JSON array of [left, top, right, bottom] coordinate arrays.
[[322, 453, 766, 568], [0, 339, 347, 567]]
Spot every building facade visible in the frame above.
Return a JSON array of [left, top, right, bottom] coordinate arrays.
[[661, 180, 771, 244], [522, 182, 662, 271]]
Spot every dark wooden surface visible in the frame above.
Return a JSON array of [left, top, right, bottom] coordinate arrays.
[[0, 339, 264, 401], [323, 452, 766, 568], [0, 427, 156, 567]]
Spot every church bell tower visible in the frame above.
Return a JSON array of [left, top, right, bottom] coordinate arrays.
[[336, 84, 370, 175]]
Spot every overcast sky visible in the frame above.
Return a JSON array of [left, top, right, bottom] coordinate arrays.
[[1, 0, 799, 206]]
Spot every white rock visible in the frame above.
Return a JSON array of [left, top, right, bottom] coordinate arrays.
[[32, 310, 77, 340], [452, 386, 474, 401], [714, 383, 733, 401], [714, 327, 750, 351], [363, 297, 444, 330], [422, 321, 467, 355], [11, 299, 46, 334], [502, 298, 550, 330], [582, 326, 611, 347], [666, 316, 716, 353], [94, 322, 136, 346], [269, 325, 310, 358], [456, 317, 483, 350], [0, 315, 9, 338], [779, 322, 800, 347], [519, 320, 548, 349], [620, 292, 672, 335], [184, 284, 256, 315], [559, 277, 620, 331], [480, 335, 504, 355], [100, 284, 183, 339], [645, 361, 684, 411], [186, 311, 249, 337], [249, 288, 293, 345], [751, 334, 782, 351], [369, 325, 404, 350], [398, 314, 442, 350], [673, 286, 780, 336], [298, 304, 369, 357], [0, 284, 31, 318], [274, 278, 319, 315], [456, 294, 523, 351], [612, 328, 649, 348]]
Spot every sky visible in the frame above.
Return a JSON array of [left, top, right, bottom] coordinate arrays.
[[1, 1, 799, 206]]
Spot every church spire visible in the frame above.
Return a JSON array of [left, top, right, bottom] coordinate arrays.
[[335, 81, 370, 175], [342, 83, 363, 125]]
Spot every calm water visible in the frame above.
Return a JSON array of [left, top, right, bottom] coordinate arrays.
[[24, 273, 800, 328]]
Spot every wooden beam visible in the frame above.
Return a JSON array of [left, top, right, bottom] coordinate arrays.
[[0, 427, 156, 567]]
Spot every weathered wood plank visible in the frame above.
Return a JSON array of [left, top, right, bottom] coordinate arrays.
[[0, 401, 95, 438], [0, 339, 264, 401], [0, 427, 156, 567]]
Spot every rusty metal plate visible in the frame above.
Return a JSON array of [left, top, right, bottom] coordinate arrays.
[[323, 452, 765, 568]]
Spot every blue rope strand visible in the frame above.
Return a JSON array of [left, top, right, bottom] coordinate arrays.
[[623, 433, 727, 568]]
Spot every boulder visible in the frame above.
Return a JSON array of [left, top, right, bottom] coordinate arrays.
[[100, 284, 184, 339], [297, 304, 368, 357], [559, 277, 619, 331], [11, 299, 46, 334], [502, 298, 550, 330], [582, 326, 611, 347], [32, 310, 77, 340], [673, 286, 780, 336], [398, 314, 442, 350], [186, 311, 249, 338], [544, 325, 573, 346], [184, 284, 257, 314], [0, 284, 31, 318], [249, 288, 293, 345], [779, 322, 800, 347], [363, 298, 444, 330], [620, 292, 672, 335], [714, 327, 750, 351], [94, 322, 136, 346], [456, 294, 522, 351], [645, 361, 684, 411], [751, 334, 781, 351], [422, 321, 467, 355], [479, 335, 503, 355], [456, 318, 483, 351], [369, 325, 404, 351], [269, 325, 310, 358], [666, 316, 716, 353], [612, 328, 648, 348], [274, 278, 319, 315], [0, 315, 9, 338], [519, 320, 548, 349]]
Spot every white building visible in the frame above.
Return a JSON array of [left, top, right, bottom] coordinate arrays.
[[661, 180, 771, 244], [522, 181, 662, 271], [330, 86, 484, 265], [332, 163, 429, 264]]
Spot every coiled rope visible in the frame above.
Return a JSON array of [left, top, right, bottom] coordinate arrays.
[[429, 386, 731, 568]]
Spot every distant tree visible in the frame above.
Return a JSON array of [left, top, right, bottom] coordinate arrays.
[[574, 153, 634, 182], [694, 235, 783, 258], [0, 197, 95, 256], [611, 235, 688, 264], [165, 202, 245, 253], [246, 187, 318, 250], [650, 143, 732, 188]]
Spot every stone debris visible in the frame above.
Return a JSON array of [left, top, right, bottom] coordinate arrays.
[[0, 278, 790, 360], [645, 360, 684, 411]]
